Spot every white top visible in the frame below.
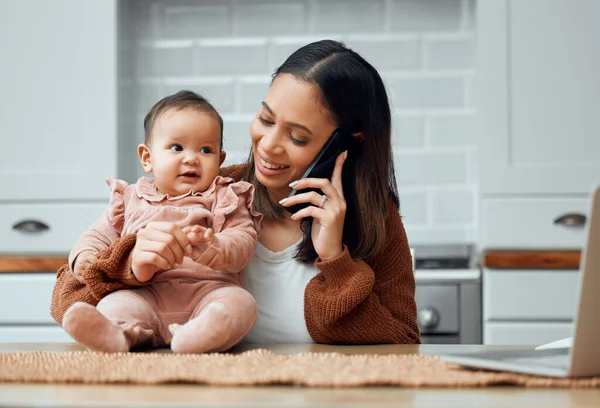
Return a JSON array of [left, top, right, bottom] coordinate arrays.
[[241, 240, 320, 344]]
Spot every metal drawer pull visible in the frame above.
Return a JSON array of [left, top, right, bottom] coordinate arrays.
[[417, 307, 440, 330], [553, 213, 586, 228], [12, 219, 50, 233]]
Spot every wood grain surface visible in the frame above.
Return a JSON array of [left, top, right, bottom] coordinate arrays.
[[483, 251, 581, 269], [0, 257, 67, 273]]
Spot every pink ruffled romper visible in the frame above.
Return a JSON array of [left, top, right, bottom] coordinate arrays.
[[67, 176, 262, 351]]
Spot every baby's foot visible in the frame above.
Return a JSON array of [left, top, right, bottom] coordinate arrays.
[[62, 302, 130, 353], [168, 323, 182, 335], [170, 302, 232, 354]]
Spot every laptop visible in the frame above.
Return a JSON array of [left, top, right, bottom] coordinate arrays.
[[440, 185, 600, 378]]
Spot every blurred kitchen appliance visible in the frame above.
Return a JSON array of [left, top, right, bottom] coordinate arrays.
[[413, 245, 482, 344]]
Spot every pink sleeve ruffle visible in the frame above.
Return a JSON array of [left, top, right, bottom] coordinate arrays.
[[104, 178, 129, 234], [211, 180, 263, 235]]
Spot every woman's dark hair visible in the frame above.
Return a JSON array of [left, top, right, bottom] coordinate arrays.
[[244, 39, 400, 263], [143, 90, 224, 149]]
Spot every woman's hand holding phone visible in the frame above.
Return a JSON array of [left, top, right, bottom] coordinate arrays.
[[279, 151, 348, 262]]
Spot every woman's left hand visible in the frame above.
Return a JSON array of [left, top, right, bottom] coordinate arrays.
[[280, 151, 348, 262]]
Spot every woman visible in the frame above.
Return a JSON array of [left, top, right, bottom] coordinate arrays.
[[51, 39, 420, 345]]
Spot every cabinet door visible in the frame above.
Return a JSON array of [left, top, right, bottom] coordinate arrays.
[[0, 0, 117, 200], [484, 322, 573, 346], [478, 0, 600, 195], [0, 273, 57, 324], [483, 269, 579, 321], [0, 327, 73, 343]]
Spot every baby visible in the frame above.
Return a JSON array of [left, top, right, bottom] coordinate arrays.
[[62, 90, 262, 354]]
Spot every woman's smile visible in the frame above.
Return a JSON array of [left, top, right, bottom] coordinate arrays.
[[256, 154, 290, 177]]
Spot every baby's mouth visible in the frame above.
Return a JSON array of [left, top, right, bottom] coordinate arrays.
[[180, 171, 199, 178]]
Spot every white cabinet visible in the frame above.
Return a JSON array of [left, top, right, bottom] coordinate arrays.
[[0, 327, 73, 343], [0, 203, 106, 255], [0, 0, 117, 201], [0, 273, 74, 343], [0, 1, 116, 342], [483, 269, 579, 321], [481, 197, 589, 249], [478, 0, 600, 196], [482, 269, 578, 345], [478, 0, 598, 344], [484, 322, 573, 346]]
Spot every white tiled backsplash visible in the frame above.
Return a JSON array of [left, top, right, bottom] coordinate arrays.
[[118, 0, 477, 245]]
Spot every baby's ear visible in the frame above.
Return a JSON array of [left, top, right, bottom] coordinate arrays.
[[219, 150, 227, 166], [138, 144, 153, 173]]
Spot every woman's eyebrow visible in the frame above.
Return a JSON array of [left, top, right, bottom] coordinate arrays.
[[261, 101, 314, 135]]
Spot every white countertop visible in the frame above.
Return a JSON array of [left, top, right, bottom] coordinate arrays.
[[414, 268, 481, 283]]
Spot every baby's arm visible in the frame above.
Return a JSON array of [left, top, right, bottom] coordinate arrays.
[[69, 178, 128, 282], [187, 203, 258, 273], [69, 209, 121, 281]]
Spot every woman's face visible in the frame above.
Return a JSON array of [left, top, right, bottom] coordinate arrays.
[[250, 74, 337, 198]]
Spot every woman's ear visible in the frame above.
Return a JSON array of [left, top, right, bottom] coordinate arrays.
[[219, 150, 227, 166], [138, 144, 153, 173]]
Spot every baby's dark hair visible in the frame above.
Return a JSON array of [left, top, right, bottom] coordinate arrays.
[[143, 90, 223, 149]]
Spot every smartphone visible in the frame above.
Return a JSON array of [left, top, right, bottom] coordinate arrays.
[[285, 129, 360, 215]]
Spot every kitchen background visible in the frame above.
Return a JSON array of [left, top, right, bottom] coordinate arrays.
[[1, 0, 598, 346], [120, 0, 478, 246]]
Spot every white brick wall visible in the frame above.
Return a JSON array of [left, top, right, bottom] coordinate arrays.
[[122, 0, 477, 245]]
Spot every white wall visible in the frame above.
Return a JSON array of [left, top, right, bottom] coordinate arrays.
[[121, 0, 477, 245]]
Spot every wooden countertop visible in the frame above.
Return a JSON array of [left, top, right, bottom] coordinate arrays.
[[0, 257, 67, 273], [483, 250, 581, 269], [0, 343, 598, 407], [0, 248, 585, 273]]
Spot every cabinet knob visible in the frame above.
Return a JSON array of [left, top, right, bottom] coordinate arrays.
[[553, 213, 586, 228], [12, 219, 50, 233], [417, 307, 440, 330]]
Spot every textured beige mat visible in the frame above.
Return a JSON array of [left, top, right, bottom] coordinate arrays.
[[1, 349, 599, 388]]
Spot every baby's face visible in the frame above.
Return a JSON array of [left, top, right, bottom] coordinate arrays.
[[140, 108, 225, 197]]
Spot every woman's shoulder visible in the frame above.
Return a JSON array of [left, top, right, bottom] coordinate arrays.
[[384, 197, 402, 226], [219, 163, 248, 181], [376, 198, 408, 255], [364, 197, 411, 280]]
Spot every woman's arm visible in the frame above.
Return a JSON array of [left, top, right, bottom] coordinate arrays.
[[304, 203, 420, 344]]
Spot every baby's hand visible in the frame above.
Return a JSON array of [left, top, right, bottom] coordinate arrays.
[[72, 251, 97, 283], [183, 225, 215, 245]]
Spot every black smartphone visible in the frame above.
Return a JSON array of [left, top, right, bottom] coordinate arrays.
[[285, 129, 360, 215]]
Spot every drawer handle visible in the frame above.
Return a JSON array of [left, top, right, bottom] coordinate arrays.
[[417, 307, 440, 330], [12, 219, 50, 233], [553, 213, 587, 228]]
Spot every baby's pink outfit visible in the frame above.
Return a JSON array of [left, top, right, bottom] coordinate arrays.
[[64, 176, 262, 353]]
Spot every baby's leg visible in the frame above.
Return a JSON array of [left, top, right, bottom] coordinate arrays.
[[170, 286, 258, 354], [62, 290, 160, 352]]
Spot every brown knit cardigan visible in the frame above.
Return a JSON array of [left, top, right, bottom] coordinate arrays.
[[51, 165, 420, 344]]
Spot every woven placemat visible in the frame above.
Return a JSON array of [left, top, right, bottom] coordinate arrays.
[[1, 349, 599, 388]]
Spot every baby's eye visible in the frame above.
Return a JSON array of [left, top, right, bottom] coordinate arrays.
[[200, 147, 212, 154], [169, 144, 183, 152]]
